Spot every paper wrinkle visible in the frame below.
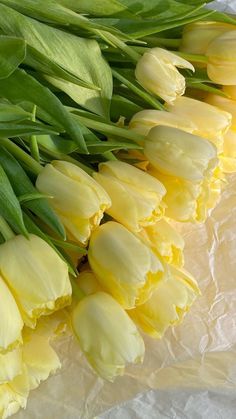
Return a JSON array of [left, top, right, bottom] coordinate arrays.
[[14, 176, 236, 419]]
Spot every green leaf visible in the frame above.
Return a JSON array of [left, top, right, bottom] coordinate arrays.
[[0, 164, 28, 236], [18, 192, 51, 203], [0, 3, 113, 118], [57, 0, 132, 16], [110, 94, 143, 121], [0, 147, 66, 239], [0, 120, 59, 137], [23, 211, 77, 276], [0, 35, 26, 79], [0, 68, 87, 152], [0, 101, 31, 122]]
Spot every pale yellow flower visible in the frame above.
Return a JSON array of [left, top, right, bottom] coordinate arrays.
[[166, 96, 231, 152], [135, 47, 194, 103], [36, 161, 111, 245], [0, 276, 23, 354], [77, 271, 102, 296], [93, 161, 166, 232], [150, 169, 223, 223], [180, 21, 236, 55], [138, 219, 185, 267], [129, 265, 200, 338], [0, 366, 29, 419], [0, 349, 22, 385], [205, 94, 236, 129], [72, 291, 145, 381], [0, 234, 72, 328], [88, 221, 164, 309], [144, 126, 218, 181], [206, 31, 236, 84], [129, 109, 196, 136]]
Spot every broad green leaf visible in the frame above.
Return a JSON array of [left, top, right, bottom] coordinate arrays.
[[23, 211, 77, 276], [0, 164, 28, 236], [0, 147, 66, 239], [0, 35, 26, 79], [0, 69, 87, 151], [0, 101, 31, 122], [0, 3, 113, 118], [0, 120, 58, 137], [57, 0, 131, 16]]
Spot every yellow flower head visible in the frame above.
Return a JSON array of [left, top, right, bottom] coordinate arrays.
[[135, 47, 194, 103], [180, 21, 236, 55], [72, 292, 145, 381], [166, 96, 231, 152], [36, 161, 111, 245], [138, 219, 185, 267], [206, 31, 236, 85], [93, 161, 166, 232], [149, 169, 223, 223], [129, 109, 196, 136], [144, 125, 218, 181], [88, 221, 164, 309], [0, 234, 72, 328], [129, 265, 200, 338], [0, 276, 23, 354]]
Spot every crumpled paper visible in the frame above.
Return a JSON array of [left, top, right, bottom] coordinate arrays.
[[14, 179, 236, 419]]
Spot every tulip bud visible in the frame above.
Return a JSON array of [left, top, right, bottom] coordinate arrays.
[[180, 21, 235, 55], [223, 85, 236, 100], [129, 109, 196, 136], [0, 234, 72, 328], [166, 96, 231, 152], [206, 31, 236, 85], [0, 276, 23, 354], [129, 265, 200, 338], [77, 271, 102, 296], [0, 366, 28, 419], [88, 221, 164, 309], [138, 219, 185, 267], [36, 161, 111, 245], [93, 161, 166, 232], [135, 47, 194, 103], [149, 169, 222, 223], [72, 292, 145, 381], [0, 349, 22, 385], [144, 126, 218, 181]]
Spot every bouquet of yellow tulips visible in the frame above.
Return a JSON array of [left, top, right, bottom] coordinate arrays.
[[0, 0, 235, 416]]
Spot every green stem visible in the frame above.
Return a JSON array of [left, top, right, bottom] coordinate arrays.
[[0, 216, 15, 241], [96, 30, 141, 62], [112, 69, 165, 111], [174, 51, 208, 63], [73, 114, 146, 144], [0, 138, 42, 175], [142, 37, 181, 48], [29, 105, 40, 162], [103, 151, 118, 161]]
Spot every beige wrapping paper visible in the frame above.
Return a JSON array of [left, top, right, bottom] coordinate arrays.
[[14, 171, 236, 418]]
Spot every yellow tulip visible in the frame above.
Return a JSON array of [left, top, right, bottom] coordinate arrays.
[[36, 161, 111, 245], [88, 221, 164, 309], [93, 161, 166, 232], [205, 94, 236, 172], [0, 276, 23, 354], [0, 349, 22, 385], [166, 96, 231, 152], [205, 94, 236, 129], [149, 169, 223, 223], [138, 219, 185, 267], [180, 21, 236, 55], [0, 366, 29, 419], [144, 126, 218, 181], [135, 47, 194, 103], [206, 31, 236, 84], [0, 234, 72, 328], [72, 291, 145, 381], [129, 109, 196, 136], [129, 265, 200, 338], [77, 271, 102, 296], [0, 315, 62, 418], [22, 328, 61, 391]]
